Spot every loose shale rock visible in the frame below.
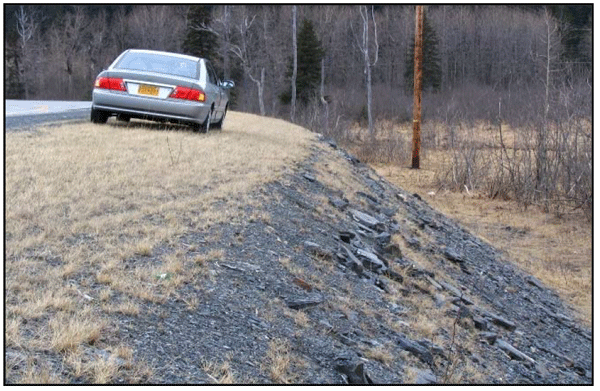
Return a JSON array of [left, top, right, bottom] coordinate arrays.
[[33, 135, 587, 385]]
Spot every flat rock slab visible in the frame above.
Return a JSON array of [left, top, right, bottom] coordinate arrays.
[[303, 173, 316, 182], [285, 294, 325, 310], [526, 275, 545, 289], [443, 247, 465, 263], [482, 311, 517, 331], [349, 209, 381, 230], [396, 333, 433, 365], [329, 197, 349, 210], [414, 368, 437, 384], [495, 339, 536, 364], [356, 248, 387, 272], [437, 280, 474, 305], [339, 245, 365, 275], [334, 361, 374, 384]]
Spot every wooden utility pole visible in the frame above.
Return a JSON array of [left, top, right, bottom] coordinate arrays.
[[411, 5, 424, 169]]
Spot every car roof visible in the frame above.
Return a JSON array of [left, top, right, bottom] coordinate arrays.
[[125, 49, 203, 63]]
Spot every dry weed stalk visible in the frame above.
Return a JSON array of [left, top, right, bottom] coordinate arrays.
[[440, 289, 465, 384], [202, 358, 237, 384], [165, 135, 183, 166]]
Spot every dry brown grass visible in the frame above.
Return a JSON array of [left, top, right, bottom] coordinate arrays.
[[201, 357, 237, 384], [263, 338, 306, 384], [312, 142, 373, 205], [283, 308, 311, 328], [5, 111, 316, 383], [46, 312, 106, 353], [65, 350, 119, 384], [20, 363, 65, 384], [278, 256, 305, 277], [363, 345, 394, 366]]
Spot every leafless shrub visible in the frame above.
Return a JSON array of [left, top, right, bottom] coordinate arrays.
[[345, 122, 410, 165], [433, 78, 591, 219], [296, 96, 325, 133], [435, 122, 493, 193]]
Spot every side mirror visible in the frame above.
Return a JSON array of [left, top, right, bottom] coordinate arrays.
[[220, 80, 235, 89]]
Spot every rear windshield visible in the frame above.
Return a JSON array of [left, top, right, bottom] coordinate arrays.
[[114, 52, 199, 79]]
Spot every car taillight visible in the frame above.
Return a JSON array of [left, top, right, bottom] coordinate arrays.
[[169, 86, 205, 102], [95, 77, 126, 92]]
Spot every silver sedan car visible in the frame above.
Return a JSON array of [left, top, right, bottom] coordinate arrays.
[[91, 49, 234, 133]]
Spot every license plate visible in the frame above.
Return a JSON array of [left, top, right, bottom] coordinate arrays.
[[138, 84, 159, 96]]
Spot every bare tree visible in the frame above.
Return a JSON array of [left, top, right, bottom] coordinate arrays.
[[222, 6, 232, 80], [320, 58, 329, 131], [534, 7, 562, 208], [192, 6, 268, 115], [128, 6, 187, 52], [44, 6, 88, 99], [15, 6, 40, 99], [111, 7, 130, 54], [86, 10, 110, 85], [229, 8, 267, 115], [291, 5, 298, 122], [357, 6, 379, 134]]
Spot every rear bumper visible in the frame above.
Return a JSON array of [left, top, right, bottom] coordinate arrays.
[[92, 89, 210, 125]]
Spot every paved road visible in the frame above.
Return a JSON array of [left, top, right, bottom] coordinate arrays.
[[5, 100, 91, 130]]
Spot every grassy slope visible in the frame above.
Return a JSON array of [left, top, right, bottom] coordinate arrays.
[[5, 112, 316, 383], [5, 113, 590, 383]]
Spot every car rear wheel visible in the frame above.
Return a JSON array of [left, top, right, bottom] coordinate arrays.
[[214, 106, 227, 130], [196, 111, 211, 134], [91, 108, 109, 124]]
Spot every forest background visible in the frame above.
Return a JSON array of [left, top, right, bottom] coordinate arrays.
[[4, 4, 592, 215]]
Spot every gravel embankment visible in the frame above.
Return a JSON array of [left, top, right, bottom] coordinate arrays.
[[74, 137, 591, 384], [5, 121, 591, 384]]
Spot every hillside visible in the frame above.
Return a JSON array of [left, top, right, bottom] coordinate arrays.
[[4, 113, 592, 384]]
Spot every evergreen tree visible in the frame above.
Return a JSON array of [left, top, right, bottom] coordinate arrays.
[[182, 6, 219, 65], [281, 18, 324, 105], [404, 12, 441, 93], [549, 5, 592, 76], [5, 35, 24, 99]]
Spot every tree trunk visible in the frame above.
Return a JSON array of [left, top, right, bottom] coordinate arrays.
[[250, 67, 266, 116], [260, 67, 266, 116], [16, 6, 37, 100], [223, 5, 231, 80], [536, 7, 556, 209], [291, 5, 297, 122], [320, 58, 328, 131], [20, 62, 29, 100], [362, 6, 374, 134], [366, 62, 373, 134], [359, 6, 378, 135]]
